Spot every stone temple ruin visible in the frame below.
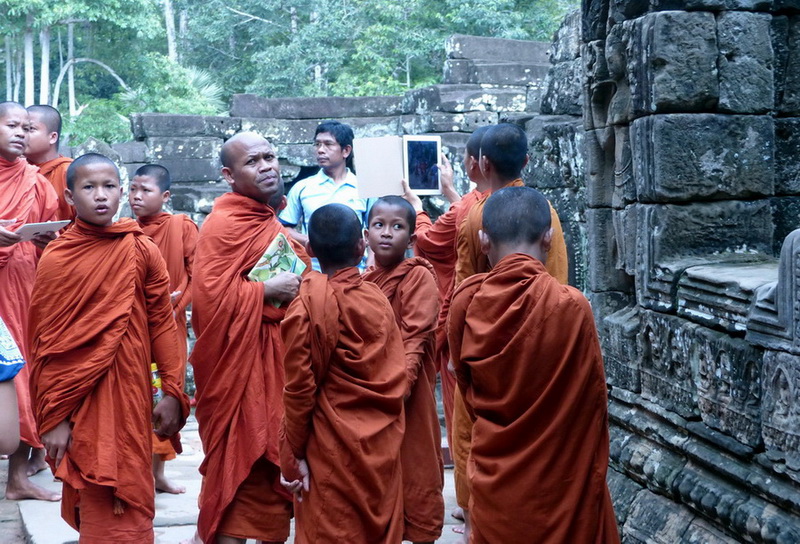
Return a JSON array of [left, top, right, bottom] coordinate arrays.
[[82, 4, 800, 541]]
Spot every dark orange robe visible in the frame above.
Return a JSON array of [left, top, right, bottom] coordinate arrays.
[[0, 156, 58, 448], [280, 268, 406, 544], [35, 156, 74, 222], [363, 257, 444, 541], [414, 189, 484, 449], [448, 253, 618, 544], [191, 192, 310, 543], [28, 218, 190, 538], [138, 212, 198, 460]]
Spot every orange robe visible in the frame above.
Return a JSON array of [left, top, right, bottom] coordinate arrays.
[[451, 178, 569, 508], [280, 268, 406, 544], [28, 218, 190, 539], [0, 156, 58, 448], [138, 212, 198, 460], [448, 253, 619, 544], [191, 192, 310, 543], [35, 156, 75, 222], [363, 257, 444, 542], [414, 188, 484, 449]]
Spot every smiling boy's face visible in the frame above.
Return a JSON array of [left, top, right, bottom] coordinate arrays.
[[0, 105, 29, 162], [365, 202, 415, 268], [65, 162, 122, 227]]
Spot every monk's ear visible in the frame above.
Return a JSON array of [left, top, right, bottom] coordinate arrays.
[[221, 167, 234, 187], [161, 190, 171, 204], [407, 232, 417, 250], [540, 227, 553, 253], [478, 229, 492, 256], [64, 188, 75, 206], [355, 236, 366, 258], [522, 154, 530, 170], [304, 241, 316, 259], [479, 154, 489, 176], [48, 131, 58, 146]]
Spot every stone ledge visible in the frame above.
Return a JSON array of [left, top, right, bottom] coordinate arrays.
[[445, 34, 550, 64], [231, 94, 405, 119]]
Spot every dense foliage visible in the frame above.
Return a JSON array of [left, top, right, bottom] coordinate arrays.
[[1, 0, 577, 144]]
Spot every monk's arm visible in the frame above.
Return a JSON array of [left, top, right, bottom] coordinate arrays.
[[173, 218, 199, 314], [545, 203, 569, 285], [447, 278, 482, 396], [414, 205, 461, 265], [453, 216, 477, 287], [397, 268, 439, 396]]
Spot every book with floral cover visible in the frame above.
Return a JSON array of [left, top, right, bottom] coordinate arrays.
[[248, 232, 307, 307]]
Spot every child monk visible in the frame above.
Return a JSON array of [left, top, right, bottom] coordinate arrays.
[[448, 186, 619, 544], [28, 152, 190, 542], [363, 196, 444, 543], [129, 163, 198, 495], [0, 101, 60, 501], [280, 203, 407, 543], [190, 132, 309, 544], [25, 104, 74, 222]]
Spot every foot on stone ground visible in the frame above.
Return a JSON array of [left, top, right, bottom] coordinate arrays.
[[26, 449, 48, 476], [155, 474, 186, 494], [5, 479, 61, 501], [179, 530, 203, 544], [451, 506, 465, 521]]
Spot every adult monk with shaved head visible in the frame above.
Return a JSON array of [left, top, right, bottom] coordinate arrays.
[[448, 186, 618, 543], [0, 101, 60, 502], [25, 104, 74, 222], [189, 132, 310, 544]]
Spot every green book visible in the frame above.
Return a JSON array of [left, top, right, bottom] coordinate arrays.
[[248, 233, 306, 307]]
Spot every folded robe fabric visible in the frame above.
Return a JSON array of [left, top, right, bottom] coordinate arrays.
[[35, 156, 74, 222], [28, 218, 190, 530], [280, 268, 406, 544], [191, 192, 309, 543], [448, 253, 619, 544], [363, 257, 444, 541], [0, 155, 58, 448]]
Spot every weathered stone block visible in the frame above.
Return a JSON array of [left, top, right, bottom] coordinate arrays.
[[526, 115, 585, 191], [156, 158, 221, 182], [230, 94, 404, 119], [549, 10, 581, 64], [584, 127, 615, 207], [525, 82, 545, 113], [627, 12, 718, 117], [606, 468, 643, 526], [777, 16, 800, 114], [539, 59, 583, 116], [131, 113, 241, 140], [438, 132, 472, 157], [771, 197, 800, 256], [145, 137, 222, 161], [445, 34, 550, 64], [443, 59, 474, 84], [762, 350, 800, 477], [631, 114, 774, 203], [169, 182, 228, 215], [421, 111, 497, 133], [601, 305, 641, 393], [717, 11, 774, 114], [275, 144, 316, 167], [112, 141, 148, 164], [540, 188, 586, 289], [582, 0, 610, 42], [587, 208, 634, 292], [613, 205, 637, 275], [622, 491, 704, 544], [241, 116, 402, 144], [470, 61, 550, 86], [775, 118, 800, 195], [404, 84, 529, 114]]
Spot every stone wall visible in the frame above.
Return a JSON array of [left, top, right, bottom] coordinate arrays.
[[577, 1, 800, 541]]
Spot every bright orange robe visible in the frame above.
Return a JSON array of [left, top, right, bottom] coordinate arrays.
[[138, 212, 198, 460], [35, 156, 74, 222], [191, 192, 310, 543], [280, 268, 406, 544], [364, 257, 444, 541], [414, 189, 484, 449], [448, 253, 619, 544], [28, 218, 190, 539], [0, 156, 58, 448]]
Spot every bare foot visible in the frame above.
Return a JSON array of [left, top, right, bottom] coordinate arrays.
[[155, 474, 186, 494], [451, 506, 465, 521], [180, 531, 203, 544], [26, 448, 48, 476], [5, 479, 61, 501]]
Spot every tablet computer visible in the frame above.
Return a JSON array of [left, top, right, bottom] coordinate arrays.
[[15, 220, 71, 242]]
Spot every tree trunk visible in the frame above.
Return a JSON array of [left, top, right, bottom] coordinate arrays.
[[68, 22, 76, 116], [5, 35, 12, 101], [13, 43, 22, 102], [164, 0, 177, 62], [178, 9, 188, 63], [39, 27, 51, 105], [24, 15, 34, 106], [52, 57, 132, 110]]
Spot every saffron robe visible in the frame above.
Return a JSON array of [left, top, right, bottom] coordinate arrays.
[[280, 268, 406, 544], [28, 218, 190, 533], [448, 253, 619, 544], [35, 155, 74, 222], [138, 212, 198, 460], [191, 192, 310, 543], [0, 155, 58, 448], [363, 257, 444, 541]]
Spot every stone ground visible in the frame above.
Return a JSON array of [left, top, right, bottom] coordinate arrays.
[[0, 415, 464, 543]]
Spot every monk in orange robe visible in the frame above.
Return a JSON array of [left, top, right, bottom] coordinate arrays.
[[364, 196, 444, 543], [28, 153, 189, 542], [0, 101, 60, 502], [449, 186, 618, 543], [190, 132, 308, 544], [130, 163, 198, 495], [451, 123, 570, 540], [280, 203, 406, 544], [25, 104, 75, 222]]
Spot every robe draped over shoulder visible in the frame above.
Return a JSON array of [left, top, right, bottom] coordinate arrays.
[[36, 156, 74, 222]]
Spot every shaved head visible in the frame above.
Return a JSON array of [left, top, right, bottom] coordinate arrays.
[[482, 186, 551, 245], [480, 123, 528, 180], [308, 203, 363, 269], [67, 153, 119, 190], [368, 195, 417, 234], [0, 101, 26, 119], [134, 164, 171, 192], [221, 131, 268, 169], [27, 105, 62, 140], [466, 125, 490, 159]]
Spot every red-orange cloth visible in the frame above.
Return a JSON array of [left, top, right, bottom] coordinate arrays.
[[28, 217, 190, 533], [414, 189, 484, 449], [35, 156, 74, 222], [63, 482, 154, 544], [363, 257, 444, 541], [0, 155, 58, 448], [448, 253, 619, 544], [191, 192, 310, 543], [280, 268, 406, 544]]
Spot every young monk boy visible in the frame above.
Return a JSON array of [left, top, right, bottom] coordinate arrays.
[[28, 152, 190, 542], [129, 163, 198, 495], [0, 101, 60, 502], [280, 203, 407, 543], [448, 186, 619, 544], [363, 196, 444, 544], [25, 104, 74, 222]]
